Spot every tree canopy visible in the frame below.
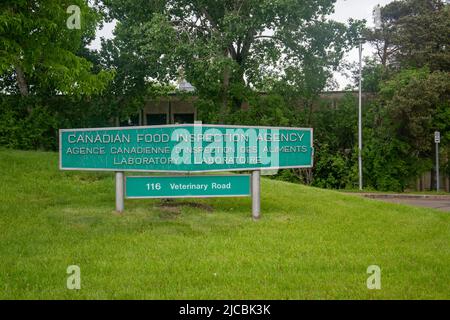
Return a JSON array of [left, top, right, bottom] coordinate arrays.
[[0, 0, 113, 96], [365, 0, 450, 70], [103, 0, 363, 120]]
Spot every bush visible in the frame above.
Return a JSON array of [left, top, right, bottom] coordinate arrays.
[[312, 144, 357, 189], [0, 96, 114, 151], [0, 98, 56, 150]]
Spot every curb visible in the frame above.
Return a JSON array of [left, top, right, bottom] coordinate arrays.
[[348, 193, 450, 200]]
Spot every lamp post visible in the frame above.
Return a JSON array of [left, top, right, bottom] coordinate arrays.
[[358, 38, 364, 191]]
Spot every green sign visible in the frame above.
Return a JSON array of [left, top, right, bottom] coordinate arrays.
[[59, 124, 313, 172], [125, 175, 251, 198]]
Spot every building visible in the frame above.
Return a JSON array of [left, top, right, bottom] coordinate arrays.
[[122, 91, 371, 126]]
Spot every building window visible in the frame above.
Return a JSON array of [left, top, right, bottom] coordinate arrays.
[[173, 113, 194, 124], [146, 113, 167, 125]]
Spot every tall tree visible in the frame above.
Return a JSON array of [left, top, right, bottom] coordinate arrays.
[[0, 0, 113, 98], [104, 0, 362, 122], [365, 0, 449, 70]]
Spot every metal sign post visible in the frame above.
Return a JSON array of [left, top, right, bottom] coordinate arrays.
[[251, 170, 261, 220], [115, 171, 124, 213], [435, 131, 440, 192]]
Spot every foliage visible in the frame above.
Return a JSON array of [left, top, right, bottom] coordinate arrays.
[[226, 94, 298, 127], [308, 93, 359, 189], [0, 0, 113, 96], [352, 58, 388, 93], [379, 68, 449, 157], [364, 0, 450, 71], [0, 95, 115, 150], [103, 0, 363, 120], [313, 144, 357, 189], [0, 99, 59, 150]]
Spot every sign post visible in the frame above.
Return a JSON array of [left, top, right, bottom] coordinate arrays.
[[115, 172, 124, 213], [435, 131, 440, 192], [251, 170, 261, 220]]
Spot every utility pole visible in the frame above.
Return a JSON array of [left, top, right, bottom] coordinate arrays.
[[358, 38, 364, 191]]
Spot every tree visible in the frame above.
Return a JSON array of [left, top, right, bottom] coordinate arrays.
[[103, 0, 363, 122], [364, 67, 450, 191], [0, 1, 113, 98], [365, 0, 450, 71], [358, 0, 450, 191]]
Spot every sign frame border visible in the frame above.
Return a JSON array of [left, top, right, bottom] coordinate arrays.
[[124, 174, 252, 199], [59, 124, 314, 173]]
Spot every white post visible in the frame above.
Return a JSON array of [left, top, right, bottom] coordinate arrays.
[[115, 172, 124, 213], [358, 39, 363, 191], [251, 170, 261, 220]]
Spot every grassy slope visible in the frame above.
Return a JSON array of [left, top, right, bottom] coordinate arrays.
[[0, 149, 449, 300]]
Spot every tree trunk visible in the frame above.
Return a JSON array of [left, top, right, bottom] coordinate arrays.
[[381, 43, 388, 67], [219, 64, 230, 124], [15, 65, 29, 96], [15, 65, 33, 114], [307, 100, 314, 126], [231, 67, 246, 112]]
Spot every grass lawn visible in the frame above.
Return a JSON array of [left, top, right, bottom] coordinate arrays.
[[0, 149, 449, 299]]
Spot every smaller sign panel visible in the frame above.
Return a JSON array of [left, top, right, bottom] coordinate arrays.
[[125, 175, 251, 199], [435, 131, 441, 144]]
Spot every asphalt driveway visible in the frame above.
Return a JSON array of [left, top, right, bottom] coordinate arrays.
[[351, 193, 450, 212]]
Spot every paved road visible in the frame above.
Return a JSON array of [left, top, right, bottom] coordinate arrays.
[[376, 198, 450, 212], [347, 193, 450, 212]]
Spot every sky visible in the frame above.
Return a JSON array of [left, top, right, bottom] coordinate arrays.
[[329, 0, 394, 89], [89, 0, 396, 90]]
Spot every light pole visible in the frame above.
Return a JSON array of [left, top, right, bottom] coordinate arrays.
[[358, 38, 364, 191]]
